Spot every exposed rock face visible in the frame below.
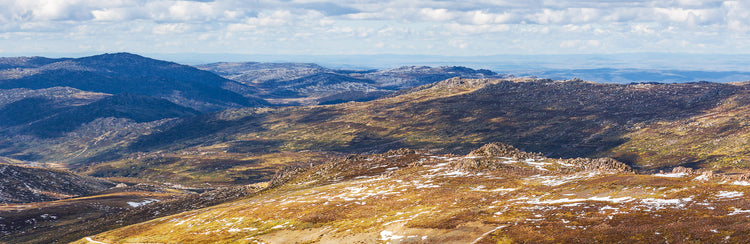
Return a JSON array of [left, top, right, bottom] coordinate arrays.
[[671, 166, 696, 174], [564, 157, 634, 173], [467, 143, 542, 159], [452, 143, 634, 174]]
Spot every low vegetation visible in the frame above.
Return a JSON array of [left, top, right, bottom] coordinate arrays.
[[77, 144, 750, 243]]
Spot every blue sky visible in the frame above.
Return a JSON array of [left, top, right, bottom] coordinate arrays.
[[1, 0, 749, 56]]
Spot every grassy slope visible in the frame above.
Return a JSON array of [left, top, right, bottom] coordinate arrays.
[[114, 78, 750, 184], [78, 144, 750, 243], [607, 88, 750, 171]]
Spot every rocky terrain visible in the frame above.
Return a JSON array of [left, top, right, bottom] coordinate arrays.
[[0, 163, 114, 203], [76, 144, 750, 243], [2, 53, 750, 243]]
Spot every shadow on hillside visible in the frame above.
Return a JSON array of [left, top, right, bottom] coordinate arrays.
[[395, 80, 741, 161], [128, 112, 266, 152]]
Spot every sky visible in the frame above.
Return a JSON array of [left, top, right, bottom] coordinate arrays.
[[1, 0, 750, 57]]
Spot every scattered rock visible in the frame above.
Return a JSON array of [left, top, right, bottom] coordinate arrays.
[[467, 143, 541, 159]]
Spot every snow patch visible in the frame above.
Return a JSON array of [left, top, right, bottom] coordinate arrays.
[[523, 196, 634, 205], [639, 197, 693, 210], [380, 230, 404, 241], [728, 208, 750, 216], [653, 172, 687, 178], [85, 237, 107, 244], [127, 199, 159, 207], [693, 174, 710, 181], [716, 191, 744, 199]]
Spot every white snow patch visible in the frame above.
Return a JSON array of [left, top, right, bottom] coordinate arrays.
[[717, 191, 744, 199], [470, 185, 486, 191], [380, 230, 404, 241], [85, 237, 107, 244], [441, 170, 469, 177], [693, 174, 710, 181], [653, 172, 687, 178], [490, 188, 517, 192], [416, 182, 441, 189], [728, 208, 750, 216], [732, 181, 750, 186], [127, 199, 159, 207], [526, 172, 598, 186], [525, 159, 550, 171], [639, 197, 693, 210], [557, 160, 574, 167], [524, 196, 634, 205]]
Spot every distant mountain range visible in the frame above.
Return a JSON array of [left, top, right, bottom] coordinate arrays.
[[519, 68, 750, 84], [197, 61, 507, 105]]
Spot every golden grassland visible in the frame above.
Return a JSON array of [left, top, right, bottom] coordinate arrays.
[[77, 146, 750, 243]]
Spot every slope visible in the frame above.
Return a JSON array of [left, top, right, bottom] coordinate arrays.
[[0, 53, 267, 112], [78, 143, 750, 243], [18, 93, 201, 138], [119, 78, 745, 179], [0, 163, 114, 203]]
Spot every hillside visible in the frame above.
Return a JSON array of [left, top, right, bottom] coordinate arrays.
[[1, 182, 262, 243], [0, 163, 114, 203], [0, 53, 267, 112], [95, 78, 749, 184], [2, 93, 200, 138], [78, 143, 750, 243]]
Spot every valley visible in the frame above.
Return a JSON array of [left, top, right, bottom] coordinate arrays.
[[1, 53, 750, 243]]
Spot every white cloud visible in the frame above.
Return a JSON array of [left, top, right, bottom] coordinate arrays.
[[418, 8, 454, 22], [0, 0, 749, 55], [153, 23, 190, 34]]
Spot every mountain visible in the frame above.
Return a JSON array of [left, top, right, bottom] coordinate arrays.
[[359, 65, 506, 89], [197, 62, 508, 105], [77, 143, 750, 243], [111, 78, 745, 178], [0, 163, 114, 203], [519, 68, 750, 84], [0, 53, 268, 112], [195, 62, 327, 84]]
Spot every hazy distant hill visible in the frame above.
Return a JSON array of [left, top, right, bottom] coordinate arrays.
[[521, 68, 750, 84], [197, 62, 508, 105], [196, 62, 327, 84]]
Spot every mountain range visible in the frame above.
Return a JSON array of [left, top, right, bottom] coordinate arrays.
[[2, 53, 750, 243]]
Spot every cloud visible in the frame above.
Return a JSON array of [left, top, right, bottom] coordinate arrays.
[[153, 23, 191, 34], [0, 0, 749, 55]]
